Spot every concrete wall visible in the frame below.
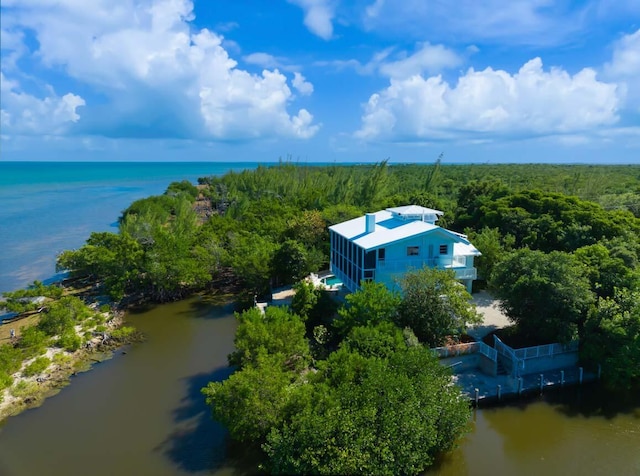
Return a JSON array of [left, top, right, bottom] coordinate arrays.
[[520, 351, 579, 375], [439, 353, 479, 373], [479, 353, 497, 376]]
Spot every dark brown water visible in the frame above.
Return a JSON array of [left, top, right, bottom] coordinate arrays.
[[0, 297, 639, 476]]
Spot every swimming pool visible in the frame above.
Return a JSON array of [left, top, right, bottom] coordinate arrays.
[[321, 275, 343, 286]]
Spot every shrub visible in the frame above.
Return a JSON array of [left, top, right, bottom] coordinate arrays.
[[22, 356, 51, 377], [18, 327, 50, 356], [109, 326, 136, 341], [11, 380, 39, 399], [58, 331, 82, 352], [99, 304, 111, 313], [0, 371, 13, 391], [52, 352, 72, 366]]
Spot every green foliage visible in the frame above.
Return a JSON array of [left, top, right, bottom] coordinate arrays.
[[58, 330, 82, 352], [334, 281, 401, 338], [264, 347, 469, 476], [228, 306, 310, 371], [202, 353, 308, 443], [10, 380, 39, 399], [290, 280, 319, 319], [397, 267, 482, 346], [110, 326, 137, 341], [575, 244, 640, 298], [17, 327, 50, 355], [491, 249, 595, 343], [272, 241, 312, 286], [0, 372, 13, 392], [464, 227, 514, 281], [582, 289, 640, 388], [225, 232, 275, 296], [342, 322, 407, 359], [22, 356, 51, 377], [37, 296, 90, 337], [0, 281, 62, 313], [165, 180, 199, 201]]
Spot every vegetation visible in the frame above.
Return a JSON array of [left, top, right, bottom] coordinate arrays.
[[9, 162, 636, 469]]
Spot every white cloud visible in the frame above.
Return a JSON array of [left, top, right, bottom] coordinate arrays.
[[604, 29, 640, 110], [244, 52, 281, 69], [317, 43, 460, 77], [292, 72, 314, 95], [288, 0, 335, 40], [356, 58, 620, 141], [1, 0, 319, 141], [378, 43, 462, 78], [362, 0, 590, 46], [0, 71, 85, 135]]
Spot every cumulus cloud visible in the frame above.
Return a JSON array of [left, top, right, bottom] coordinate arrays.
[[288, 0, 335, 40], [356, 58, 620, 141], [292, 72, 314, 95], [604, 29, 640, 110], [0, 72, 85, 135], [1, 0, 319, 141]]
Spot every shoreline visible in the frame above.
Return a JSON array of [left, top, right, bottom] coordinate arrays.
[[0, 301, 140, 422]]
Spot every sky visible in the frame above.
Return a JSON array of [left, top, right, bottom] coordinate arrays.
[[1, 0, 639, 164]]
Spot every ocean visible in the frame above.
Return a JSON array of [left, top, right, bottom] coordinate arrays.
[[0, 161, 263, 297]]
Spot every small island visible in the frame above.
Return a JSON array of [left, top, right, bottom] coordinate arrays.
[[2, 162, 639, 474]]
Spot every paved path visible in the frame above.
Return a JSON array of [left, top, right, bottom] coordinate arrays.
[[467, 290, 511, 340]]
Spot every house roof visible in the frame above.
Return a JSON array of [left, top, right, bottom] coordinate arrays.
[[329, 208, 481, 254]]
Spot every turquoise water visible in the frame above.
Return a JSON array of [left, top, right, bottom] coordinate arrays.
[[0, 162, 261, 296], [323, 276, 342, 286]]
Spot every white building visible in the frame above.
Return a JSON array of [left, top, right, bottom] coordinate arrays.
[[329, 205, 481, 293]]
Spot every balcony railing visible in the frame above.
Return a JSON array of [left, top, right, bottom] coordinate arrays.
[[375, 257, 476, 279]]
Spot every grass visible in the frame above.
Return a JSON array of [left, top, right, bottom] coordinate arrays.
[[0, 315, 41, 345], [23, 356, 51, 377]]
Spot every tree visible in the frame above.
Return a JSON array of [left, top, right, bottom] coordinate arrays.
[[202, 352, 309, 443], [334, 281, 401, 338], [290, 280, 319, 320], [396, 267, 481, 346], [342, 322, 407, 359], [490, 249, 595, 343], [228, 306, 310, 371], [272, 240, 312, 286], [582, 289, 640, 388], [464, 227, 514, 282], [264, 346, 470, 476]]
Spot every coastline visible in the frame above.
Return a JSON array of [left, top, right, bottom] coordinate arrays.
[[0, 305, 139, 422]]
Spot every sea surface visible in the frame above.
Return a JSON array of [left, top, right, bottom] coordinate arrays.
[[0, 161, 261, 298]]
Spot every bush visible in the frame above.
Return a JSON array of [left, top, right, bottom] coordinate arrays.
[[22, 356, 51, 377], [11, 380, 39, 399], [109, 326, 136, 341], [99, 304, 111, 313], [18, 327, 50, 356], [58, 331, 82, 352], [52, 352, 72, 366], [0, 371, 13, 391]]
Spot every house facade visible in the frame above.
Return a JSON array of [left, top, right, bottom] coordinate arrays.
[[329, 205, 480, 293]]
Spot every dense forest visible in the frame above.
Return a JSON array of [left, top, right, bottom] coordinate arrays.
[[48, 161, 640, 473]]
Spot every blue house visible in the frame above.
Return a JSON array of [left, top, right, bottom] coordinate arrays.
[[329, 205, 480, 293]]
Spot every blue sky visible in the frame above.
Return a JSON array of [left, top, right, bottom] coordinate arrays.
[[1, 0, 639, 163]]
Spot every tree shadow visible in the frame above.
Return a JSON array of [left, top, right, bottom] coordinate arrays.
[[178, 297, 236, 320], [543, 382, 640, 420], [155, 365, 264, 475]]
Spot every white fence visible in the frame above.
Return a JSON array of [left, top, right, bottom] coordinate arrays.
[[514, 341, 579, 360]]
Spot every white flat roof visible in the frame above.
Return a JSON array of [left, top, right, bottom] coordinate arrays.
[[329, 209, 480, 253], [387, 205, 443, 216]]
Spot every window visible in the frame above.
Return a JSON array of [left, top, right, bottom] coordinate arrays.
[[378, 248, 386, 261], [439, 244, 448, 255], [407, 246, 420, 256]]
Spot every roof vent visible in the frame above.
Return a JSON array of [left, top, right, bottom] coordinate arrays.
[[365, 213, 376, 233]]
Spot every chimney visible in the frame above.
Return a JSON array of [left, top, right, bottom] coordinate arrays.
[[365, 213, 376, 233]]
